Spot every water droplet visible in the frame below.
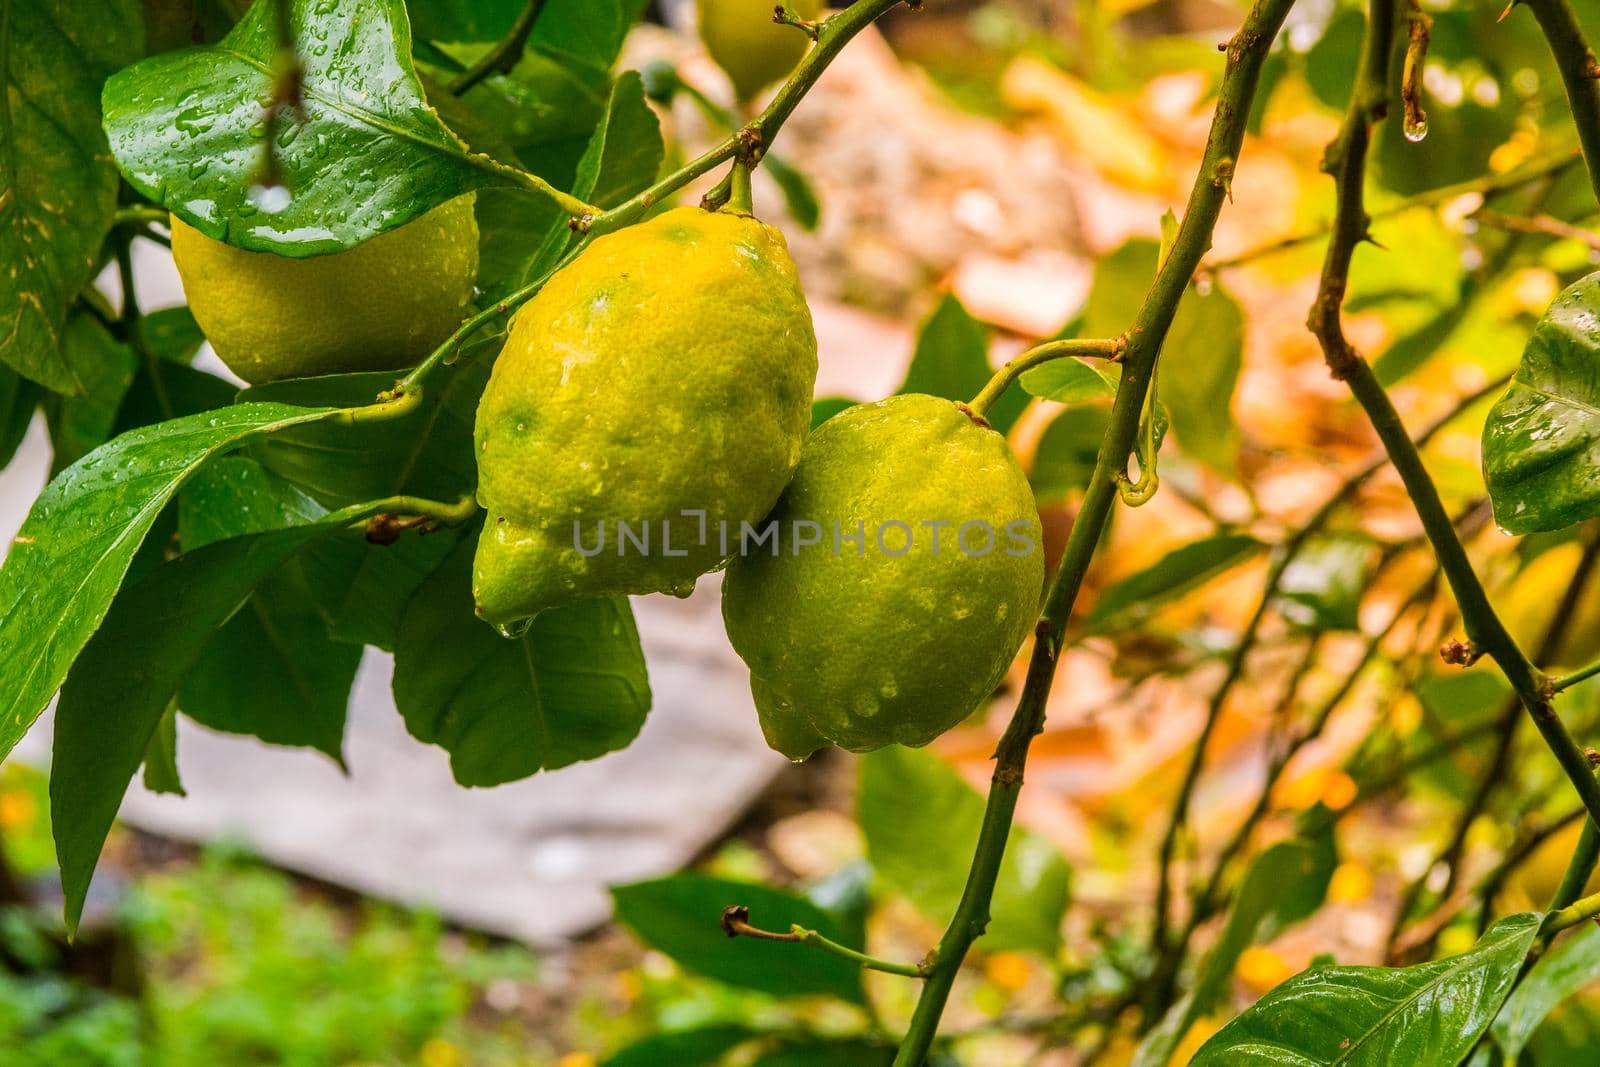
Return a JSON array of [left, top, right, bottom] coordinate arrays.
[[494, 618, 533, 640], [1403, 117, 1428, 143], [248, 184, 292, 214]]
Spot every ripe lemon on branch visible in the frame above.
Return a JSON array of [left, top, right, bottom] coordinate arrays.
[[723, 394, 1044, 759], [473, 206, 817, 626], [697, 0, 824, 103], [171, 195, 479, 383]]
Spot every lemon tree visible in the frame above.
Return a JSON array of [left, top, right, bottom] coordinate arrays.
[[7, 0, 1600, 1064]]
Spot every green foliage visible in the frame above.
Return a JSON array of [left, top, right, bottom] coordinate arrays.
[[1090, 532, 1262, 631], [1192, 913, 1542, 1065], [0, 0, 142, 393], [1483, 271, 1600, 534], [393, 535, 650, 786], [1492, 924, 1600, 1059], [900, 294, 1027, 434], [0, 403, 335, 768], [612, 873, 868, 1004], [1275, 533, 1378, 632], [858, 747, 1069, 955], [104, 0, 495, 256]]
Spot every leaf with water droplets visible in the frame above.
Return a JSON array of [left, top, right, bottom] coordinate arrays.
[[0, 0, 142, 393], [103, 0, 513, 255], [1483, 271, 1600, 534], [391, 533, 651, 786], [0, 402, 336, 765]]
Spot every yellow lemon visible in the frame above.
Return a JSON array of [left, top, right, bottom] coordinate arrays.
[[697, 0, 824, 102], [723, 394, 1043, 759], [473, 206, 817, 626], [171, 195, 478, 383]]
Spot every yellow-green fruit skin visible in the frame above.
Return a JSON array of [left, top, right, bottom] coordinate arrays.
[[697, 0, 823, 102], [473, 206, 818, 625], [170, 195, 478, 383], [723, 394, 1044, 759]]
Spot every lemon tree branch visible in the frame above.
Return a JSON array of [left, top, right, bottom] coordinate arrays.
[[967, 337, 1123, 418], [889, 2, 1298, 1060], [1522, 0, 1600, 207]]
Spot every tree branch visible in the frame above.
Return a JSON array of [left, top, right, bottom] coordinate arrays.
[[889, 2, 1299, 1060], [1522, 0, 1600, 206]]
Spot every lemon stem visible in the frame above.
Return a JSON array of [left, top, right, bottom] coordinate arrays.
[[966, 337, 1122, 419], [727, 158, 755, 214]]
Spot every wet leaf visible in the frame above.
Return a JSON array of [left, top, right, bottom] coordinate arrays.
[[1491, 923, 1600, 1059], [1191, 913, 1540, 1065], [1483, 272, 1600, 534], [0, 0, 141, 392]]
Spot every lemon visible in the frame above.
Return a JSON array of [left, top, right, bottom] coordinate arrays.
[[473, 206, 817, 625], [697, 0, 823, 103], [170, 195, 478, 383], [723, 394, 1044, 759]]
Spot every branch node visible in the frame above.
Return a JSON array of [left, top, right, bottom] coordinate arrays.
[[954, 402, 990, 430], [1439, 637, 1484, 667], [772, 5, 822, 41]]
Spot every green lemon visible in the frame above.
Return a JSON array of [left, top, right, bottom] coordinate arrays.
[[473, 205, 818, 626], [697, 0, 823, 102], [722, 394, 1044, 759], [170, 195, 478, 383]]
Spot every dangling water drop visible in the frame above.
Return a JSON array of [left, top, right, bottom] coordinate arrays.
[[494, 618, 534, 640], [1403, 116, 1428, 143]]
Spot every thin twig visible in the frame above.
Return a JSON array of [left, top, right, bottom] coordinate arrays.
[[1521, 0, 1600, 207], [721, 906, 928, 979], [449, 0, 545, 95]]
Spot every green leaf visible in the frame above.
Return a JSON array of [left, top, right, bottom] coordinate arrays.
[[599, 1026, 757, 1067], [1483, 272, 1600, 534], [0, 0, 141, 392], [1134, 835, 1335, 1067], [139, 306, 206, 364], [51, 515, 353, 933], [141, 705, 185, 797], [1491, 923, 1600, 1059], [244, 348, 487, 507], [1020, 357, 1118, 404], [303, 529, 461, 650], [898, 294, 1027, 435], [1031, 405, 1110, 503], [611, 873, 866, 1003], [0, 366, 39, 468], [392, 536, 650, 786], [1275, 533, 1377, 633], [1090, 533, 1262, 631], [407, 0, 525, 41], [113, 360, 238, 434], [1078, 240, 1241, 474], [104, 0, 504, 256], [1191, 913, 1542, 1066], [1162, 280, 1243, 476], [859, 747, 1070, 956], [0, 402, 335, 764], [42, 316, 140, 471], [764, 154, 820, 232], [176, 457, 355, 760], [477, 70, 663, 300]]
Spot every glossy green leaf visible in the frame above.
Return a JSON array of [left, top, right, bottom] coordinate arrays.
[[392, 536, 650, 786], [104, 0, 510, 256], [177, 457, 355, 760], [42, 316, 139, 471], [859, 747, 1070, 955], [1031, 405, 1110, 503], [1491, 923, 1600, 1059], [1483, 272, 1600, 534], [1134, 835, 1335, 1067], [1090, 533, 1262, 631], [1019, 357, 1117, 405], [599, 1026, 757, 1067], [303, 529, 461, 650], [1275, 533, 1377, 632], [141, 705, 185, 797], [0, 0, 141, 392], [0, 402, 334, 765], [611, 873, 866, 1003], [52, 516, 353, 933], [899, 294, 1026, 435], [1191, 913, 1541, 1066]]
